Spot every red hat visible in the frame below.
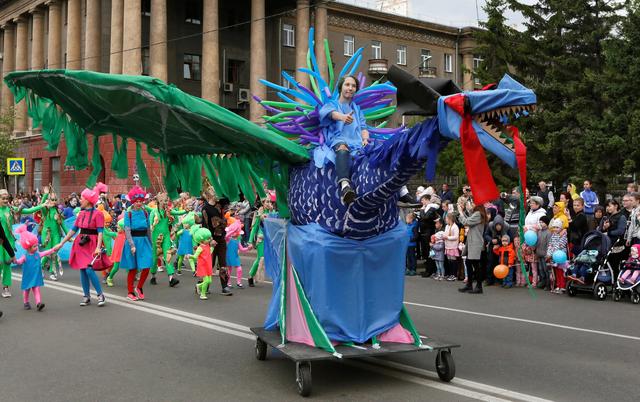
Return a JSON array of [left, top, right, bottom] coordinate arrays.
[[81, 188, 99, 205]]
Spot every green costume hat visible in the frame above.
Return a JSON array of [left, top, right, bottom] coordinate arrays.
[[193, 227, 212, 244]]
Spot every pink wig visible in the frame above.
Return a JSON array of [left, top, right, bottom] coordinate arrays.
[[94, 182, 108, 194], [81, 188, 99, 205], [128, 186, 147, 202], [16, 225, 38, 250], [225, 220, 244, 242]]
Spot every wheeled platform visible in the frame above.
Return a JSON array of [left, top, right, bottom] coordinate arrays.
[[251, 327, 460, 397]]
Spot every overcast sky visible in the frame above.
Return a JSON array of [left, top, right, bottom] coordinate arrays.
[[336, 0, 528, 28]]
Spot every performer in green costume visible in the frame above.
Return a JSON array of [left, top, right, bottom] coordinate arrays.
[[0, 188, 49, 297], [147, 193, 184, 286], [37, 191, 67, 281], [247, 197, 273, 287]]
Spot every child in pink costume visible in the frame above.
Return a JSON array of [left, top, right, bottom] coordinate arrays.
[[619, 244, 640, 285], [14, 225, 57, 311], [225, 220, 252, 288]]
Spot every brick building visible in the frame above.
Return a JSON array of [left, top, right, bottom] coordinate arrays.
[[0, 0, 478, 197]]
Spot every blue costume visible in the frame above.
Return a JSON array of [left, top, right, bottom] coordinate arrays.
[[226, 237, 242, 267], [20, 252, 44, 290], [177, 230, 193, 256], [313, 100, 366, 168], [120, 209, 153, 270]]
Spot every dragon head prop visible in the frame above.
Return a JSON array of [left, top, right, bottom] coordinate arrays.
[[389, 66, 536, 204]]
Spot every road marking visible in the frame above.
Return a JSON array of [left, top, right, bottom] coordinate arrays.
[[12, 273, 549, 401], [404, 301, 640, 342], [360, 358, 555, 402], [239, 275, 640, 342]]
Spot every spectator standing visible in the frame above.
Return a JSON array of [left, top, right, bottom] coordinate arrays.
[[439, 183, 454, 203], [457, 201, 487, 294], [580, 180, 599, 218], [536, 181, 555, 213], [568, 198, 589, 256], [626, 192, 640, 247]]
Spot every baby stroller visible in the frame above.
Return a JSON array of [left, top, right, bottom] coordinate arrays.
[[613, 259, 640, 304], [566, 231, 615, 301]]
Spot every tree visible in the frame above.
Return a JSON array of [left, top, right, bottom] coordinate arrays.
[[482, 0, 624, 193], [0, 107, 17, 189], [474, 0, 519, 85], [598, 0, 640, 179]]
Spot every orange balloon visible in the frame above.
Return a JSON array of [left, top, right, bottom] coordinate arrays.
[[493, 264, 509, 279]]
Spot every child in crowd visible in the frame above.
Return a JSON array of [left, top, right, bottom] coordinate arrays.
[[493, 234, 516, 288], [443, 213, 460, 281], [547, 218, 568, 293], [225, 220, 252, 288], [15, 225, 56, 311], [106, 218, 126, 287], [176, 213, 196, 275], [430, 218, 445, 280], [194, 227, 213, 300], [405, 212, 418, 276], [535, 216, 551, 290], [512, 234, 529, 286], [618, 244, 640, 285]]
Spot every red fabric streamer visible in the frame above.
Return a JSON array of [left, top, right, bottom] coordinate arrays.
[[444, 95, 499, 204], [508, 126, 527, 189]]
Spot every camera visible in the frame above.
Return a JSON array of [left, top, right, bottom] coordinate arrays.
[[78, 234, 90, 246]]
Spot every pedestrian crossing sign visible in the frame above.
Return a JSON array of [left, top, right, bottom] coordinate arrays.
[[7, 158, 25, 176]]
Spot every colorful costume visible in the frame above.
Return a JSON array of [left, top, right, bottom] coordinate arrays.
[[147, 195, 184, 286], [194, 228, 213, 300], [106, 219, 126, 287], [247, 209, 265, 287], [64, 188, 106, 306], [225, 220, 251, 288], [14, 225, 54, 311], [120, 187, 153, 301], [176, 212, 196, 274]]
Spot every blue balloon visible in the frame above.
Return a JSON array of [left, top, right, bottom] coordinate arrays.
[[552, 250, 567, 264], [524, 230, 538, 246]]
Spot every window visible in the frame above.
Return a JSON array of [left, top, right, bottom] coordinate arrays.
[[371, 41, 382, 59], [33, 159, 42, 192], [282, 23, 295, 47], [444, 53, 453, 73], [343, 35, 355, 56], [183, 54, 201, 80], [142, 47, 150, 76], [282, 70, 295, 89], [473, 55, 483, 85], [420, 49, 431, 68], [185, 0, 201, 24], [227, 59, 244, 84], [50, 157, 60, 195], [142, 0, 151, 16], [396, 45, 406, 65]]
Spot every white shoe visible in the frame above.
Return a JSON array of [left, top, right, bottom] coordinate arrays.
[[49, 274, 58, 281], [158, 266, 165, 272], [1, 287, 11, 298]]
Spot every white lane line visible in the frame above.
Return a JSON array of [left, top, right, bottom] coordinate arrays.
[[345, 360, 513, 402], [12, 274, 545, 401], [404, 301, 640, 342], [240, 276, 640, 342], [360, 358, 555, 402], [24, 275, 253, 334]]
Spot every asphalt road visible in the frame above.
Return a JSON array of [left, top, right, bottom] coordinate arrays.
[[1, 255, 638, 402]]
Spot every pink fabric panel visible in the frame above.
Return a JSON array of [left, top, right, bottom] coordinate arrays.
[[377, 323, 415, 344], [285, 262, 315, 347]]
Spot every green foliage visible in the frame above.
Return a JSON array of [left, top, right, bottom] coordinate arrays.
[[475, 0, 628, 193], [0, 107, 17, 175]]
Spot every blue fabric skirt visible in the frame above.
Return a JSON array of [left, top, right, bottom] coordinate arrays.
[[119, 237, 153, 270]]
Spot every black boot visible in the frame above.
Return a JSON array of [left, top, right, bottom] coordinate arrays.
[[469, 280, 483, 294], [537, 278, 546, 289], [248, 277, 255, 287], [458, 282, 472, 292]]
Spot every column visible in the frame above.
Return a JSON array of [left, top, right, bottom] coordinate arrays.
[[150, 0, 168, 81], [109, 0, 123, 73], [31, 8, 45, 70], [295, 0, 309, 88], [462, 53, 474, 91], [46, 0, 62, 69], [66, 0, 82, 69], [250, 0, 266, 123], [122, 0, 141, 75], [202, 0, 219, 102], [314, 3, 328, 83], [1, 24, 15, 113], [14, 16, 28, 133], [85, 0, 102, 71]]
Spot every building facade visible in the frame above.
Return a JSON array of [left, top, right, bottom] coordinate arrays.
[[0, 0, 478, 196]]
